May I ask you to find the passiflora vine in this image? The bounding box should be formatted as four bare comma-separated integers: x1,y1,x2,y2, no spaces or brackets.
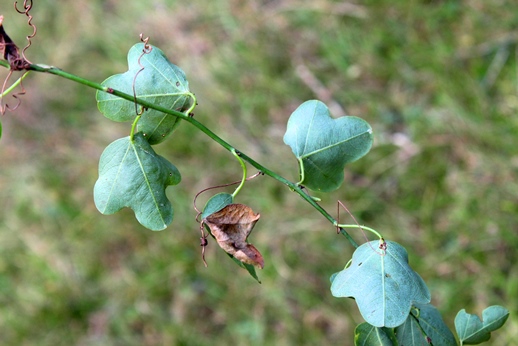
0,6,510,345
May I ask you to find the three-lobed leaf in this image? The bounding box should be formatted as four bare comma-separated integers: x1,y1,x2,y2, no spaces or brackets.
330,240,431,328
94,132,181,231
283,100,373,192
96,43,193,144
455,305,509,345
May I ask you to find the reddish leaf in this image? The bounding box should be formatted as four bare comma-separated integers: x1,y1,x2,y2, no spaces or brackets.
204,204,264,269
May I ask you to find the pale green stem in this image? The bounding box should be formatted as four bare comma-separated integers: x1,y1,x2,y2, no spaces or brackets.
185,92,197,115
296,157,305,186
231,149,247,198
335,223,383,240
130,115,141,141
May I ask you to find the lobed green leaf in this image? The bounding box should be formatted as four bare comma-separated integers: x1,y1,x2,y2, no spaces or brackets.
283,100,373,192
93,132,181,231
455,305,509,344
330,240,431,328
96,43,193,144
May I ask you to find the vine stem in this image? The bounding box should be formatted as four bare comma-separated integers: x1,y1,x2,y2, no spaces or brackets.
0,60,358,247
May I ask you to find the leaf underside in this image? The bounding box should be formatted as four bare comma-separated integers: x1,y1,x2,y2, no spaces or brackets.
330,240,431,328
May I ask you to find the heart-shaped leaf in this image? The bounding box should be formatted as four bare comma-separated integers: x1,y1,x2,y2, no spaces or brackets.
94,132,181,230
330,240,431,328
455,305,509,344
96,43,193,144
283,100,373,192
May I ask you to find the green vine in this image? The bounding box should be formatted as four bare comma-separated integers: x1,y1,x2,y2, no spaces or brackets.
0,24,510,345
0,59,356,246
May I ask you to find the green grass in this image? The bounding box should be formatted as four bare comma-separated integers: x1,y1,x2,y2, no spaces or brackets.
1,0,518,344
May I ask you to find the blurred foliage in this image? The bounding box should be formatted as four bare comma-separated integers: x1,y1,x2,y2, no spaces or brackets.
1,0,518,344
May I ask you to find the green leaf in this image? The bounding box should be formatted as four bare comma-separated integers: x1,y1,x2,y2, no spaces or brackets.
228,253,262,284
283,100,373,192
94,132,181,231
395,303,456,346
354,323,393,346
0,118,2,140
455,305,509,345
394,313,429,346
414,303,457,345
96,43,193,144
201,193,234,219
330,240,431,328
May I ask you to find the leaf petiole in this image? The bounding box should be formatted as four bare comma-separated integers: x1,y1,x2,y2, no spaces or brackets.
185,92,197,115
231,148,247,198
296,157,305,187
130,114,141,141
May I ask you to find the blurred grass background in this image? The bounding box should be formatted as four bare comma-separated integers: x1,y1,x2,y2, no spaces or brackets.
1,0,518,345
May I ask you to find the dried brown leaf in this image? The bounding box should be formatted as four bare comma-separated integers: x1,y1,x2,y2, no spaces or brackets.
204,204,264,269
0,15,29,70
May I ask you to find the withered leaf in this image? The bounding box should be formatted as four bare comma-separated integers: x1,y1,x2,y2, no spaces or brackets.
0,16,29,70
204,203,264,269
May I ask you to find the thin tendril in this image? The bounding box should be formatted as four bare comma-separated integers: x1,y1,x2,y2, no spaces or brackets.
132,34,152,117
0,71,29,114
14,0,35,64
